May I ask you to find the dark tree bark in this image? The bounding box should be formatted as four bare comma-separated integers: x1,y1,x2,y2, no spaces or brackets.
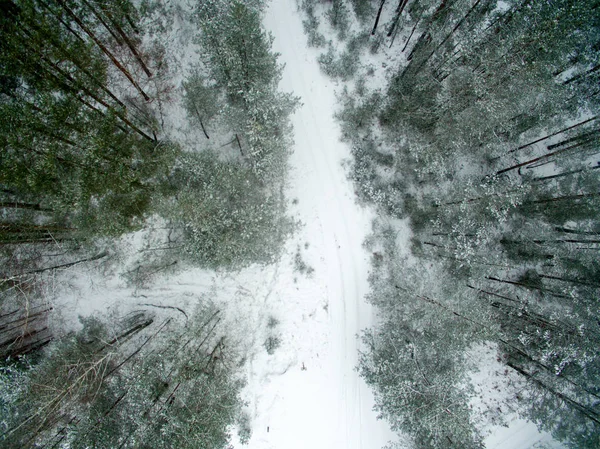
0,202,52,212
371,0,387,35
38,0,85,43
555,226,600,236
81,0,124,45
96,2,153,77
413,0,483,74
236,134,244,156
507,362,600,425
387,0,409,37
193,103,210,139
533,165,600,182
4,251,108,280
509,116,598,153
401,17,420,52
564,63,600,85
497,139,598,175
525,192,600,205
56,0,150,101
486,276,569,298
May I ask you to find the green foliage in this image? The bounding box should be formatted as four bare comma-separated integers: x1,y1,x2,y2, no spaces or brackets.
349,0,375,23
318,43,361,81
326,0,351,41
311,0,600,446
263,335,281,355
293,245,314,276
0,0,178,237
183,72,220,137
359,244,489,449
237,410,253,444
2,307,245,449
302,16,327,47
195,0,299,182
196,0,279,105
301,0,327,47
161,151,289,268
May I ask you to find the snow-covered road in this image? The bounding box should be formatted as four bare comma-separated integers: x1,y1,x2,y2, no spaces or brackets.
241,1,395,448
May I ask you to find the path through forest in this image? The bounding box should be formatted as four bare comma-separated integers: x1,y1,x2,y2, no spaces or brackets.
240,1,396,448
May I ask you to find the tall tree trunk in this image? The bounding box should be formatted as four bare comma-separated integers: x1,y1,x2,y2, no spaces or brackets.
371,0,387,35
81,0,124,45
525,192,600,205
401,17,420,52
56,0,150,101
38,0,85,43
555,226,600,236
466,284,522,304
0,202,52,212
103,318,172,380
97,3,153,77
192,104,210,139
509,116,598,153
4,251,108,280
387,0,409,37
413,0,483,74
486,276,569,298
19,23,128,111
564,63,600,85
533,165,600,182
507,362,600,425
539,273,600,288
497,138,598,175
236,134,244,156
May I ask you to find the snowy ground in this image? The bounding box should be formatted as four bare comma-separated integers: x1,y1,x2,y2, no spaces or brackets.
235,1,397,448
45,1,567,448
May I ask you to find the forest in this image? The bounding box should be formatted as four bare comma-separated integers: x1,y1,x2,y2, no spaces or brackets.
1,0,296,447
1,0,599,448
297,0,599,448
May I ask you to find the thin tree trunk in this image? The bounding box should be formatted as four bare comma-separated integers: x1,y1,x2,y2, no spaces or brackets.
539,273,600,288
504,345,600,400
414,292,600,406
466,284,522,304
372,0,387,35
387,0,409,37
524,192,600,205
236,134,244,156
564,63,600,85
4,252,108,281
546,128,600,151
193,104,210,139
98,4,153,77
27,48,153,141
56,0,150,101
125,14,140,34
555,226,600,236
38,0,85,43
19,25,127,110
81,0,123,45
0,202,52,212
401,17,420,52
0,308,52,334
533,165,600,182
507,362,600,425
413,0,483,74
509,116,598,153
486,276,569,298
96,319,154,353
103,318,171,380
497,139,597,175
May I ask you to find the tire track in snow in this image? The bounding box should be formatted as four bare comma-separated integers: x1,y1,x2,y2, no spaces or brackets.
263,2,394,449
